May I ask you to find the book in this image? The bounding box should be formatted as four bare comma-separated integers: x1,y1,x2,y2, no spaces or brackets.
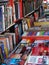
0,42,6,59
14,22,23,45
14,24,20,45
15,1,23,19
0,6,5,33
0,38,8,58
15,2,19,19
7,6,13,26
5,33,13,52
4,3,8,29
5,33,16,48
18,0,23,18
0,35,10,52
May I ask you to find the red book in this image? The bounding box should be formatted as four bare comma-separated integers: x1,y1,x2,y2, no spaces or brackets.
18,0,23,18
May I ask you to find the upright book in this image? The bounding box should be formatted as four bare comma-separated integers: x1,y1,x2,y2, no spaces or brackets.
0,6,5,33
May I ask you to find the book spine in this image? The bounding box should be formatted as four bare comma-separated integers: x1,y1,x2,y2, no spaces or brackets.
9,35,13,51
19,0,23,18
0,43,6,59
2,6,5,31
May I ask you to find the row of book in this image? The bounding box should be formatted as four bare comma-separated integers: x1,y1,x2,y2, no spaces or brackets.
0,33,16,60
0,0,24,33
22,0,43,16
4,37,49,65
0,4,14,33
22,31,49,37
22,17,49,31
4,38,34,65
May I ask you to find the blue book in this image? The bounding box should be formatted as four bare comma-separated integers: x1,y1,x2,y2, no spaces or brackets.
0,42,6,59
0,6,5,33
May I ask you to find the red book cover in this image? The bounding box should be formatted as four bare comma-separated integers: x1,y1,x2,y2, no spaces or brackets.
18,0,23,18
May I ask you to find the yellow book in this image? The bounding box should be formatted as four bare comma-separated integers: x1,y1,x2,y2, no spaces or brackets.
34,22,49,26
26,18,31,28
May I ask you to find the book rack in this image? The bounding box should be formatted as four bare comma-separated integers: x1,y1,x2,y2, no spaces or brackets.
0,0,44,64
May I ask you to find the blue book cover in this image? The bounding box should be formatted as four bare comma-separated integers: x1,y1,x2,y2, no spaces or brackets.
0,42,6,59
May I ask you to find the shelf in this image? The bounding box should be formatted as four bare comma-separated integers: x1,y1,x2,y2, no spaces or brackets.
22,36,49,40
0,18,23,34
6,23,15,30
0,23,15,34
8,43,21,57
24,6,40,18
0,1,8,3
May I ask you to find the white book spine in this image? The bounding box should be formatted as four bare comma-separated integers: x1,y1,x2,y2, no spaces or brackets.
2,6,5,31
